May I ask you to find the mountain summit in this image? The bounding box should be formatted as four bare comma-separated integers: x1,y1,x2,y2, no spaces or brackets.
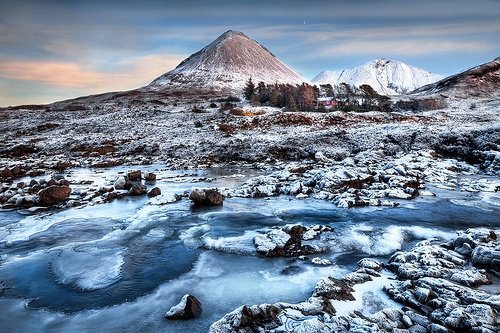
312,59,442,95
149,30,306,91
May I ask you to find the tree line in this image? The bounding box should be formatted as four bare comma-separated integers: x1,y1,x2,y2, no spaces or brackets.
244,78,391,112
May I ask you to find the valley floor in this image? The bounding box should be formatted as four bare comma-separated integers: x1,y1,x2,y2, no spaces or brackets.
0,96,499,332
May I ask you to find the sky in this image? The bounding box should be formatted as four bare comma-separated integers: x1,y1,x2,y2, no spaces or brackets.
0,0,499,106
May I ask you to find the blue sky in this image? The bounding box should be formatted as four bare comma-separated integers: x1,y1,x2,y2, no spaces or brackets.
0,0,499,106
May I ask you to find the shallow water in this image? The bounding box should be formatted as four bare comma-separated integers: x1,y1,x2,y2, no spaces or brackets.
0,165,499,332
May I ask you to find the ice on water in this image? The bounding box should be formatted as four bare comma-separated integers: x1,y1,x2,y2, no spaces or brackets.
51,246,125,291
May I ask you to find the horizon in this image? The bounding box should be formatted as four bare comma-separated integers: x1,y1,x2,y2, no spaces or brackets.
1,0,499,107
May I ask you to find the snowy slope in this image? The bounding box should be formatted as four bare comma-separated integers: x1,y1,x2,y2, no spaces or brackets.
312,59,442,95
412,57,500,98
149,30,306,91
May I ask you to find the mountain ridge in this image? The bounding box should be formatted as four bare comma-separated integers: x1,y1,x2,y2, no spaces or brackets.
411,57,500,98
312,59,442,95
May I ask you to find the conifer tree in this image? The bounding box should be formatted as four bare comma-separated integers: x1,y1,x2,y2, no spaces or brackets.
244,78,255,100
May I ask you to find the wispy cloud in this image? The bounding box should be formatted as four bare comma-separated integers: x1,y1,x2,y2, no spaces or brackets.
0,54,184,90
1,0,499,105
318,40,493,57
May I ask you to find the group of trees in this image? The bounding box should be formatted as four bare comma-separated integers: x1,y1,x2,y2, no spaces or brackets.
244,79,318,112
244,78,391,112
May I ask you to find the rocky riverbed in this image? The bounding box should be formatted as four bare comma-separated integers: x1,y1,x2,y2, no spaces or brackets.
0,96,499,332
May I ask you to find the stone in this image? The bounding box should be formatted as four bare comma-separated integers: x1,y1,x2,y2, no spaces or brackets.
58,179,71,187
471,246,499,267
54,161,71,172
357,258,384,271
311,257,332,266
428,323,450,333
128,184,147,196
254,230,291,257
165,294,202,320
38,185,71,206
144,172,156,181
127,170,142,181
26,206,48,213
313,277,355,301
189,188,224,206
149,194,180,205
315,151,330,163
209,304,281,333
387,189,412,200
450,269,491,287
148,187,161,197
1,167,14,179
114,176,132,190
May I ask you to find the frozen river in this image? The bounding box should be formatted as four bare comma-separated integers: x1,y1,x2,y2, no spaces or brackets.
0,165,499,332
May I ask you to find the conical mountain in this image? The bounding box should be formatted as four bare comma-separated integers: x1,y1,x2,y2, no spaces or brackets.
312,59,442,95
149,30,306,91
411,57,500,98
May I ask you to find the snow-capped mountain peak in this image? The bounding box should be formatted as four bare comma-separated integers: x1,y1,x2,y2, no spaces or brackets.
149,30,306,91
312,59,442,95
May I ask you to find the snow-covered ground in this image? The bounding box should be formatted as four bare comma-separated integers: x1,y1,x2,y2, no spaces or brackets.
0,87,499,332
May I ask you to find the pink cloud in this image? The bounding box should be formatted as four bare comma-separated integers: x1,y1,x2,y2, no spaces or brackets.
0,54,184,90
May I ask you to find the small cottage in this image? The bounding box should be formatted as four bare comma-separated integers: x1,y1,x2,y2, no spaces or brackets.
316,97,338,108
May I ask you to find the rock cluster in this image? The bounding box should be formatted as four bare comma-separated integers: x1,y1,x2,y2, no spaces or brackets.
385,228,499,333
209,258,385,333
95,170,158,205
210,229,500,332
254,224,334,257
0,169,161,212
229,150,497,208
189,188,224,206
0,175,71,210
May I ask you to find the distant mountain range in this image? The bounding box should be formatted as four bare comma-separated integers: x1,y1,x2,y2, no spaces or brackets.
4,31,499,109
312,59,443,95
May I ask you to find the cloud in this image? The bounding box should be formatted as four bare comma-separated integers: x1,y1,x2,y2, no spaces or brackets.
0,54,184,91
316,39,493,57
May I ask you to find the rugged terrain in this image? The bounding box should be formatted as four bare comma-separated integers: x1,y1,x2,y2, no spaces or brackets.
0,31,499,332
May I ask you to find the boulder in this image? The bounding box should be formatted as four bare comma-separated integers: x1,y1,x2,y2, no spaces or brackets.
144,172,157,181
38,185,71,206
209,304,281,333
313,276,355,301
127,170,142,181
128,184,147,196
254,230,291,257
358,258,384,271
254,225,333,257
114,176,133,190
471,246,499,267
1,167,14,179
165,294,202,320
148,187,161,197
189,188,223,206
311,257,332,266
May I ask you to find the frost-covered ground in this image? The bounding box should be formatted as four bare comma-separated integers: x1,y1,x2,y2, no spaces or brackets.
1,95,498,173
0,95,499,332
